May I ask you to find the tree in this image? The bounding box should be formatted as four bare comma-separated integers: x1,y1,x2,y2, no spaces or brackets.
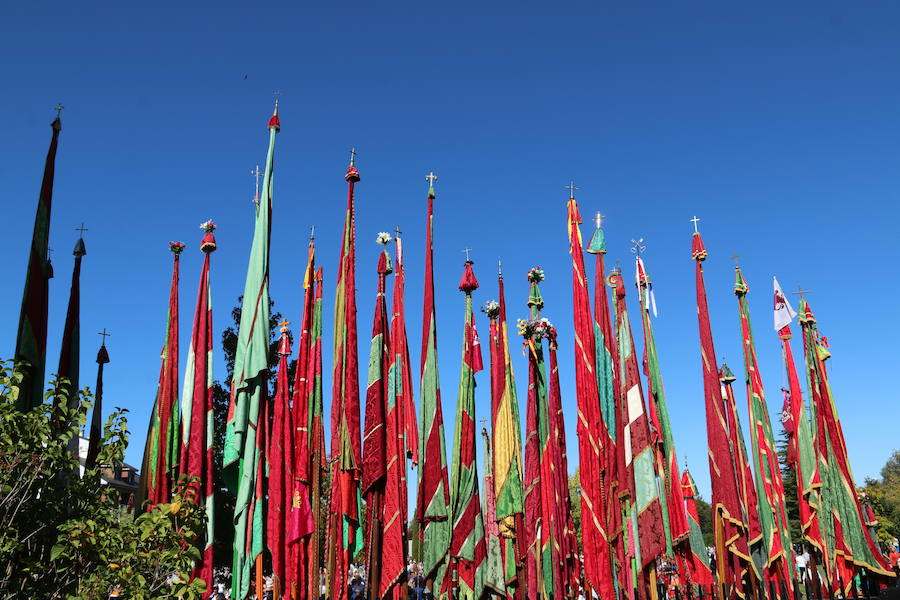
0,360,206,600
862,450,900,544
695,495,714,548
569,469,582,549
211,297,292,569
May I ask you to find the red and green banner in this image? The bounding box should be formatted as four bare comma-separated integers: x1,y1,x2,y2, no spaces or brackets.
268,324,294,597
223,104,279,600
55,236,87,411
734,268,795,597
178,222,217,595
680,468,714,589
137,242,183,509
773,280,824,562
15,115,61,411
363,241,400,599
798,299,893,590
520,267,555,600
568,198,615,600
446,260,488,600
291,253,323,600
635,256,690,557
720,363,764,582
485,268,526,600
326,158,364,600
611,270,665,582
691,230,751,596
481,427,509,596
416,178,451,596
546,328,579,598
391,234,418,466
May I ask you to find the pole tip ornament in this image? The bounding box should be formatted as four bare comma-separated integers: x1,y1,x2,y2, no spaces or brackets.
426,172,438,197
719,362,736,384
587,212,606,254
200,220,217,253
691,232,707,262
459,260,479,293
277,319,292,355
268,97,281,130
376,233,394,275
733,266,748,296
52,104,63,130
169,241,186,256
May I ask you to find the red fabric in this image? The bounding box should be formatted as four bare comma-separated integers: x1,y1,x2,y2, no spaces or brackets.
391,236,418,465
522,337,543,596
178,245,214,596
148,252,180,505
612,274,665,570
267,332,293,594
326,169,363,600
680,470,714,587
566,198,615,600
415,193,452,584
692,235,750,592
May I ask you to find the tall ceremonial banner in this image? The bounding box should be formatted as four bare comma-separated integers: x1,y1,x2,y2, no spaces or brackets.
416,175,452,595
733,268,795,597
797,299,893,590
635,255,690,555
178,222,217,595
772,280,823,561
55,235,87,412
547,325,579,597
15,113,61,411
292,257,324,600
446,260,488,600
390,232,419,465
136,242,183,510
484,266,526,600
326,153,364,600
84,340,110,470
720,363,764,581
222,104,279,600
568,194,615,600
268,322,294,596
690,227,751,597
481,427,508,595
680,468,715,589
387,231,416,598
520,266,555,600
611,269,665,577
363,237,403,600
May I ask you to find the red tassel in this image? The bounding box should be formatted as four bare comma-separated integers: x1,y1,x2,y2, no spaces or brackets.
458,262,479,292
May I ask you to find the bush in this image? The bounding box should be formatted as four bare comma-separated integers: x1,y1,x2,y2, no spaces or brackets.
0,359,207,599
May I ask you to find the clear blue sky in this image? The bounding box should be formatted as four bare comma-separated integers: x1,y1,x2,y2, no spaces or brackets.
3,2,899,504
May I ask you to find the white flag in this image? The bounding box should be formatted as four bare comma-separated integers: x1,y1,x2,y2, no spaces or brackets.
773,276,797,331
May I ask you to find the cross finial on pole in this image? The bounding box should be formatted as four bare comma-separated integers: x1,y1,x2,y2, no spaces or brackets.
394,225,402,238
278,318,291,333
75,222,88,238
461,247,472,262
498,257,503,278
251,165,262,203
309,225,315,241
792,285,811,296
425,172,438,185
55,104,64,118
565,181,579,198
98,328,111,345
690,215,701,233
349,147,357,166
273,90,281,111
730,253,741,266
630,237,646,256
595,211,604,229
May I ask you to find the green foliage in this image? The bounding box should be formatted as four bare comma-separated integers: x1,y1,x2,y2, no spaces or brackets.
861,450,900,544
569,469,582,549
0,360,206,600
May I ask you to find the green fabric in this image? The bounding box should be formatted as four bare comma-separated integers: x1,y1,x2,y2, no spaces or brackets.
223,122,276,600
